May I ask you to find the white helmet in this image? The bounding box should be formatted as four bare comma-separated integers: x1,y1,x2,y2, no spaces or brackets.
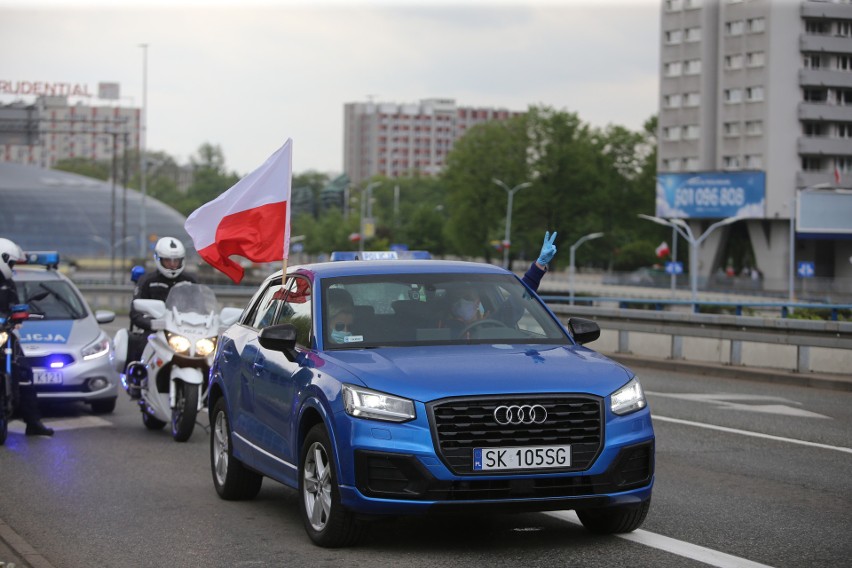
0,238,24,280
154,237,186,279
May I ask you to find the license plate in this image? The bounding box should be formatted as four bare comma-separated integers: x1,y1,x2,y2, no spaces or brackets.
473,445,571,471
33,370,63,385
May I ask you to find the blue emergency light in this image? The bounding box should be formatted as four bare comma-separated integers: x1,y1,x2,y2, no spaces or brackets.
20,251,60,269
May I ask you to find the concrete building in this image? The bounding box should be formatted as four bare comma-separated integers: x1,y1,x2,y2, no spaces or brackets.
343,98,524,186
0,95,140,169
657,0,852,297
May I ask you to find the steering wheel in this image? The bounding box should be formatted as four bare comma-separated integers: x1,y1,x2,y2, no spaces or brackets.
458,318,509,338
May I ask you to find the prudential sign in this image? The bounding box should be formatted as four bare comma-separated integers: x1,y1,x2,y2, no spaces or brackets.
656,171,766,219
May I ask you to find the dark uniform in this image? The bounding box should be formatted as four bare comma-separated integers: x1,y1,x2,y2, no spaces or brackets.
126,270,196,363
0,274,54,436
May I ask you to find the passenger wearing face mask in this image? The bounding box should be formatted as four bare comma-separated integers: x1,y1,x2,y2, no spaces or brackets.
326,288,356,344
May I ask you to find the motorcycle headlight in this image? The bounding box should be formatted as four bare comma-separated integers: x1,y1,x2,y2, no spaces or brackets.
196,337,216,357
167,333,191,354
342,384,415,422
82,334,111,361
611,378,647,416
0,331,7,345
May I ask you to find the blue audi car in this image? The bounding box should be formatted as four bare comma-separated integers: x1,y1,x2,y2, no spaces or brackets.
208,260,654,547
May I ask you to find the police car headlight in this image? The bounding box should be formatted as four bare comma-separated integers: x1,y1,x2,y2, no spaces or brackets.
611,378,647,416
82,334,111,361
196,337,216,357
167,333,191,354
342,384,415,422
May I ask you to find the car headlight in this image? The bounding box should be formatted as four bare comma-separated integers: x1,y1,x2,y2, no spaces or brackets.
167,333,191,354
82,334,111,361
342,384,416,422
611,378,647,416
196,337,216,356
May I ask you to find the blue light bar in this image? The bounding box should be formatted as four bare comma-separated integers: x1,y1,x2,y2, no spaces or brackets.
20,251,60,269
329,250,432,261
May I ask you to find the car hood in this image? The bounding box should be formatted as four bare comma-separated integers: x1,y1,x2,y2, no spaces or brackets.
320,344,633,402
17,318,99,352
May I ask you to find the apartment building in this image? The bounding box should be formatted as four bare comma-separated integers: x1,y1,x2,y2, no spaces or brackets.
343,98,523,186
658,0,852,290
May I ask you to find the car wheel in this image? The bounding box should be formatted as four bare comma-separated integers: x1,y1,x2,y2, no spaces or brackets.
142,411,167,430
89,397,117,414
210,397,262,500
299,424,365,547
171,381,199,442
577,498,651,534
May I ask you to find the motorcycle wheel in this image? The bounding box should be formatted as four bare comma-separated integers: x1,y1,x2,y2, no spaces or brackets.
0,387,8,446
142,411,167,430
171,381,199,443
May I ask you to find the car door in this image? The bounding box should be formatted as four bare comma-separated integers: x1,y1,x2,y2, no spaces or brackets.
252,275,313,465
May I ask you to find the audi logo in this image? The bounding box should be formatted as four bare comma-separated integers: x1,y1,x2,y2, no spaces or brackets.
493,404,548,425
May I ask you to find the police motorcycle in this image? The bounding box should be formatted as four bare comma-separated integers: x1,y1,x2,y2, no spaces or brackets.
0,304,31,445
113,283,242,442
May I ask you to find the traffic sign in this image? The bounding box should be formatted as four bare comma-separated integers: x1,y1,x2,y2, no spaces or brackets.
797,261,815,278
665,261,684,275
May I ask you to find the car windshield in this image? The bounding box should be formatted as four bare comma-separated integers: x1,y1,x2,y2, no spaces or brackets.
17,280,87,320
321,272,569,349
165,283,218,315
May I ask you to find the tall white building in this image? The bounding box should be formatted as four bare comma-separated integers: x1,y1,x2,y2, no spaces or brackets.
344,98,523,186
658,0,852,293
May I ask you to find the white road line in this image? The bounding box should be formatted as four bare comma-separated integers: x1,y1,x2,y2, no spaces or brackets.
545,511,776,568
653,415,852,454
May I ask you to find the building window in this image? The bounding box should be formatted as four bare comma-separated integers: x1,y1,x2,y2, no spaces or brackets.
747,18,765,33
723,122,741,137
685,27,701,42
745,155,762,169
683,157,699,170
726,20,744,36
804,54,825,69
685,59,702,75
664,94,683,108
837,55,852,71
684,92,701,107
665,0,683,9
663,126,682,141
747,52,765,68
801,156,822,172
745,120,763,136
805,20,830,35
837,123,852,138
746,86,764,102
662,158,680,172
665,61,683,77
683,125,700,140
803,88,828,103
685,0,702,9
725,54,744,70
838,21,852,37
665,30,683,44
723,156,741,169
725,88,743,103
803,122,827,137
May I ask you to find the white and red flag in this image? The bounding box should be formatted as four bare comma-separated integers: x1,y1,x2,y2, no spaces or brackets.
834,160,842,185
184,139,292,283
655,241,670,259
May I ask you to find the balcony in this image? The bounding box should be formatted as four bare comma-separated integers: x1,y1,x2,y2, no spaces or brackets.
799,68,852,88
797,171,849,189
798,102,852,122
798,136,852,156
800,34,852,54
802,1,852,20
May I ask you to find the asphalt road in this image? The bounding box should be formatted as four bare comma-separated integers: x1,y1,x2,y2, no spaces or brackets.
1,360,850,568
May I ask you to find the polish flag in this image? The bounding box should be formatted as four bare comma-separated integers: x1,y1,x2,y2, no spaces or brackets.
835,161,842,185
185,139,292,283
655,241,670,258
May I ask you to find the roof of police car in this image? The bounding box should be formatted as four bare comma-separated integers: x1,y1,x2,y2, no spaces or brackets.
12,267,67,282
285,259,510,279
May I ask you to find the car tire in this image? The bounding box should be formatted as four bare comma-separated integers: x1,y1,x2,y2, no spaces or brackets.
142,411,167,430
576,498,651,534
210,397,262,500
89,397,117,414
299,424,365,548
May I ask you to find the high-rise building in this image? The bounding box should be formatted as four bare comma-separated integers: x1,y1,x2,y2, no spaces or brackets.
343,98,523,186
0,95,140,169
657,0,852,291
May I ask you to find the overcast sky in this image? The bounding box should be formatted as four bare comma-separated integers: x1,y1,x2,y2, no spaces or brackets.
1,0,661,176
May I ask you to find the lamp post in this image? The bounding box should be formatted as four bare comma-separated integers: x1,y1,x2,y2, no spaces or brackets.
638,214,742,304
358,181,381,255
492,178,532,270
139,43,149,259
569,232,604,305
789,182,830,305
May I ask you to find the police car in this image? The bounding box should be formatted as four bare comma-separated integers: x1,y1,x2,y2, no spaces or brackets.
208,258,654,547
13,252,119,413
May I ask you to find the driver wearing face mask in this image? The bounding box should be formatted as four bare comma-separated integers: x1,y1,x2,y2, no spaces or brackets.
326,288,356,344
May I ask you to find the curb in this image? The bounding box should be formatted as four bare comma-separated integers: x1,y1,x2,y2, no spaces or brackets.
0,519,55,568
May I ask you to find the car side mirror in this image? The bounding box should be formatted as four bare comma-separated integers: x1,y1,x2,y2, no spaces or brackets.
95,310,116,324
258,323,299,361
567,317,600,345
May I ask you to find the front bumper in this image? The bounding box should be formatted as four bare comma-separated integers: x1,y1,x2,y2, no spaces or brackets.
27,350,119,402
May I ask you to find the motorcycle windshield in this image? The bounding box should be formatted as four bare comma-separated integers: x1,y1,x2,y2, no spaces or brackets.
165,284,218,316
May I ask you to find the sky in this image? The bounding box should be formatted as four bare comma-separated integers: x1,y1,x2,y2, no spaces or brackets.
0,0,661,177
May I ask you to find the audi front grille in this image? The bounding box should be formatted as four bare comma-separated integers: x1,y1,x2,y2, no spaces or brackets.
427,395,603,475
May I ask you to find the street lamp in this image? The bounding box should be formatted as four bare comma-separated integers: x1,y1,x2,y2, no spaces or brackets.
492,178,532,270
638,214,743,304
139,43,149,259
789,182,830,304
358,181,381,255
569,232,604,305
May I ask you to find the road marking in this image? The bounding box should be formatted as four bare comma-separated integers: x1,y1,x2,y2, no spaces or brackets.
645,391,831,419
7,415,113,435
545,511,775,568
653,415,852,454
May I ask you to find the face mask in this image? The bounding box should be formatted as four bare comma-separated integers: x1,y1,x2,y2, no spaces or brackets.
452,299,479,322
331,329,352,343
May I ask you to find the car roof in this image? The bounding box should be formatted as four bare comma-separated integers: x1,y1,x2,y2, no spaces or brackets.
279,259,511,281
11,267,69,283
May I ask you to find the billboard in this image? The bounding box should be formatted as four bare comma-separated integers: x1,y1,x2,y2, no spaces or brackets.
797,189,852,235
656,171,766,219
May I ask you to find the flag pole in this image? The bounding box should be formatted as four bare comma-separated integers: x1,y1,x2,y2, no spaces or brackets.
282,257,288,285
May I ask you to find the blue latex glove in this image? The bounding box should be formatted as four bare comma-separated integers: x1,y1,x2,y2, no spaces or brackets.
537,231,558,266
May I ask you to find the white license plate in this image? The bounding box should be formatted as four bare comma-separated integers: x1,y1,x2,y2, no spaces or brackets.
473,445,572,471
33,370,63,385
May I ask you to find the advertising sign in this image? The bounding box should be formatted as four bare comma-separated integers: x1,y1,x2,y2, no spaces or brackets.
656,171,766,219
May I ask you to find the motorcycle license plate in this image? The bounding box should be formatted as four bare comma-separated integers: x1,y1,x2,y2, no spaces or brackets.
33,370,63,385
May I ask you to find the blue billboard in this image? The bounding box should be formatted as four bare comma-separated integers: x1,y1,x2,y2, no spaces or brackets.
656,171,766,219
